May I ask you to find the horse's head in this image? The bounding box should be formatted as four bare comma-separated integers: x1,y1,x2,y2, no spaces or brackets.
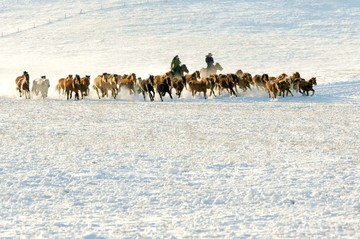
309,77,317,85
74,75,81,85
181,64,189,74
261,74,269,82
23,71,30,82
128,73,136,81
210,74,219,83
82,75,91,86
236,69,243,76
65,74,73,82
109,74,118,84
292,72,300,79
193,70,200,79
101,73,109,82
215,63,223,71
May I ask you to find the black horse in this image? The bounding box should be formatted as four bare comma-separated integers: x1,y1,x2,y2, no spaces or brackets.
156,77,173,101
137,75,155,101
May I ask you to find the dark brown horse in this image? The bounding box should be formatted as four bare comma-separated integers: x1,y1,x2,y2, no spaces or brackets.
137,75,155,101
15,71,30,99
295,77,317,96
73,74,81,100
79,75,91,97
156,77,173,101
63,74,74,100
172,64,189,79
172,76,187,98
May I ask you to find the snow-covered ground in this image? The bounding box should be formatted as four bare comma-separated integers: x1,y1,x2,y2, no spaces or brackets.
0,0,359,238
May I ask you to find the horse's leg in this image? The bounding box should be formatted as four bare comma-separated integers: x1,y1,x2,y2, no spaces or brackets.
142,91,146,101
234,84,238,95
150,90,155,101
231,87,237,97
95,88,101,99
272,91,277,99
212,87,216,97
288,89,294,97
159,92,163,101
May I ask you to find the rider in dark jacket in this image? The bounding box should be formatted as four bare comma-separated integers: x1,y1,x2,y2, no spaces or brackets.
205,53,214,68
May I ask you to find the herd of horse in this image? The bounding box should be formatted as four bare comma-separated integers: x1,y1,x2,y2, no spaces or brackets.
14,63,317,101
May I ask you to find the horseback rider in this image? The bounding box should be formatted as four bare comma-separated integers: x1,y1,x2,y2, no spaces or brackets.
170,55,181,75
205,53,214,75
205,53,214,69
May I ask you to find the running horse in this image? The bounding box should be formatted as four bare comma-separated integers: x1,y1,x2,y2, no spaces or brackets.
172,64,189,79
200,62,223,78
15,71,30,99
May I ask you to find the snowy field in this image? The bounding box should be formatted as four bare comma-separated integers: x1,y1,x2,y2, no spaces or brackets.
0,0,359,238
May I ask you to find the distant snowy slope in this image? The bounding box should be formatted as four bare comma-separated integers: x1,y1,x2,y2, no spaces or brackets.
0,0,359,92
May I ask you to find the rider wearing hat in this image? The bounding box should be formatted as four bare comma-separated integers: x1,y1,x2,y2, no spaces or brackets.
205,53,214,69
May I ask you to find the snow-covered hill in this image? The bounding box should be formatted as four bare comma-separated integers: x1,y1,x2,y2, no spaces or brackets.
0,0,359,238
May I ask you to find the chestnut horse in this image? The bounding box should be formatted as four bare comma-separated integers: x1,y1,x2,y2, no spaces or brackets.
15,71,30,99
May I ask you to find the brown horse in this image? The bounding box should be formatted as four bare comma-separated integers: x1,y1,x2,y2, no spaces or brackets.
200,62,223,78
215,74,237,97
294,77,317,96
15,71,30,99
172,76,187,98
188,77,214,99
118,73,137,95
56,75,70,96
93,73,118,99
235,70,252,92
273,73,294,97
184,70,201,88
79,75,91,97
63,75,74,100
265,74,278,99
72,74,81,100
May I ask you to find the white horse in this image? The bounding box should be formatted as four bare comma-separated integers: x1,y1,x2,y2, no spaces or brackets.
200,62,223,78
32,76,50,99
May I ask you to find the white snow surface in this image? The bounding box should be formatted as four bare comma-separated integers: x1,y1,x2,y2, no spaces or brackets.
0,0,359,238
